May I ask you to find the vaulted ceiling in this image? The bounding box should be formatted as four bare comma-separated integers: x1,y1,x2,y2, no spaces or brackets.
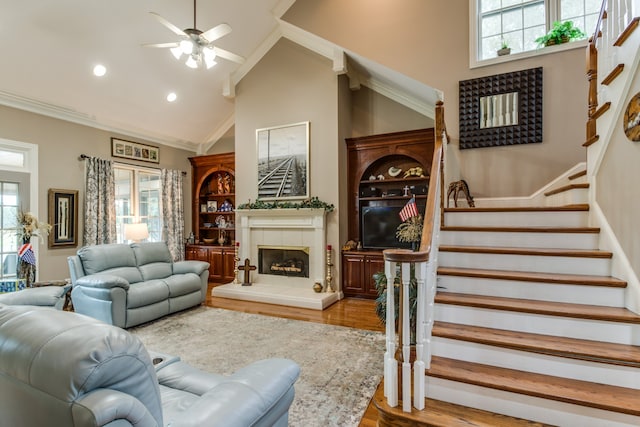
0,0,440,153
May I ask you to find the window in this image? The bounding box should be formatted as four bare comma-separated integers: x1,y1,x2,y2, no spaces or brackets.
0,181,19,280
476,0,600,61
114,166,162,243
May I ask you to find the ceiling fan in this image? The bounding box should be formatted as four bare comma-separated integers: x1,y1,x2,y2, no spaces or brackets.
143,0,245,69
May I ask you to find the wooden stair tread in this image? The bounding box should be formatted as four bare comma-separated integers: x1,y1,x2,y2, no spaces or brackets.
439,245,612,258
373,381,554,426
445,204,589,213
433,321,640,367
436,292,640,324
568,170,587,180
544,183,589,197
437,266,626,287
441,226,600,234
428,356,640,416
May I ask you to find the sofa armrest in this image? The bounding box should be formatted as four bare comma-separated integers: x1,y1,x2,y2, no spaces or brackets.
75,274,130,290
73,388,160,427
159,358,300,427
173,260,210,276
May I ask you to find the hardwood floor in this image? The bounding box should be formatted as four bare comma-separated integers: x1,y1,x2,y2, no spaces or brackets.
205,285,383,426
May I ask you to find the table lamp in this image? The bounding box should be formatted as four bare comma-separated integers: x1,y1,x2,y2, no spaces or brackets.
124,223,149,243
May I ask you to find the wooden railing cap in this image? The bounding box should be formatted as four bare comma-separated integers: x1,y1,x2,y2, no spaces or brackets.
383,248,429,263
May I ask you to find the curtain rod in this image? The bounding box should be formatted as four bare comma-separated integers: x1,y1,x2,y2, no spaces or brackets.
79,154,187,175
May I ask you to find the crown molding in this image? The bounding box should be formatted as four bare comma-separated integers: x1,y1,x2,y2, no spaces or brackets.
0,90,200,152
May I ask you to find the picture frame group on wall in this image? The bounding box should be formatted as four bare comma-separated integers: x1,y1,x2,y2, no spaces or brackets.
111,137,159,163
256,121,309,200
48,189,78,248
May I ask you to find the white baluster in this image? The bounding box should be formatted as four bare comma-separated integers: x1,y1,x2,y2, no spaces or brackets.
384,260,398,407
413,259,426,409
401,262,412,412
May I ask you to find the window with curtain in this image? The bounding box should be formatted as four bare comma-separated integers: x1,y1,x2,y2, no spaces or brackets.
476,0,601,60
114,166,162,243
0,181,19,280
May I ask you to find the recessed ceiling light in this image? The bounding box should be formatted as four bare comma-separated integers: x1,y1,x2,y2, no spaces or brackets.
167,92,177,102
93,64,107,77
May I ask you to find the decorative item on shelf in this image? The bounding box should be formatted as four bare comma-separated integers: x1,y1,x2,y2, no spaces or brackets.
368,175,377,181
342,240,357,251
376,174,385,180
313,282,323,293
187,232,195,244
403,166,425,178
535,20,585,47
217,174,224,194
219,199,234,212
360,187,379,197
497,39,511,56
215,215,227,228
16,210,51,288
207,200,217,212
446,179,475,208
202,238,215,244
388,166,402,177
201,204,207,213
403,185,410,197
218,230,227,246
203,222,213,228
233,242,240,284
223,173,232,193
324,244,335,293
356,241,363,250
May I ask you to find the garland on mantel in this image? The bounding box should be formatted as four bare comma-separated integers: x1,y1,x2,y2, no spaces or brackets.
237,197,335,212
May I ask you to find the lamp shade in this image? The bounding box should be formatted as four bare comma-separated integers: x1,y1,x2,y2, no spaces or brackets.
124,223,149,242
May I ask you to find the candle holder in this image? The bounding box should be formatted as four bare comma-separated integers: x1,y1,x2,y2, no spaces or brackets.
233,242,240,284
325,244,335,293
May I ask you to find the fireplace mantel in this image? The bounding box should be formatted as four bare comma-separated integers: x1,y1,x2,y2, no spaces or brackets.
212,208,340,310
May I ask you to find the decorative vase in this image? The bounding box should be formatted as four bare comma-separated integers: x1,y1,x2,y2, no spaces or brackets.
16,238,36,288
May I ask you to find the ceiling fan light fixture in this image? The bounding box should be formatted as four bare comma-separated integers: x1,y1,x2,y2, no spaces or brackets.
203,48,216,68
170,46,183,60
179,40,194,55
185,55,199,69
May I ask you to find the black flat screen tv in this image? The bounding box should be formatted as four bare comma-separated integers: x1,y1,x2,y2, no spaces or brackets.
360,205,412,250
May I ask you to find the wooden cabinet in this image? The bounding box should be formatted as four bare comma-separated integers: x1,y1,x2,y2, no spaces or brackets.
343,129,434,297
342,251,385,298
186,244,236,284
188,153,237,284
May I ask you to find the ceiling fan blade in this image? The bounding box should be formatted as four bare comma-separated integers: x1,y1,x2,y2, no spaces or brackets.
142,42,180,48
201,23,232,43
149,12,187,37
212,47,245,64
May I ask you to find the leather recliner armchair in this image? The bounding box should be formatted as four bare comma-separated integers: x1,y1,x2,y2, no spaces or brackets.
0,304,300,427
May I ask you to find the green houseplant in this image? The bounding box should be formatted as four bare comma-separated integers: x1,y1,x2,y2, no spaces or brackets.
535,20,586,47
497,39,511,56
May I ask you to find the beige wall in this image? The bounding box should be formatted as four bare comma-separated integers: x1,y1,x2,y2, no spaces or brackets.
0,105,195,281
283,0,587,197
235,38,342,254
207,125,235,154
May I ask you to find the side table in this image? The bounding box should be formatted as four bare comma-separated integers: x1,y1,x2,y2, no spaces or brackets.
31,279,73,311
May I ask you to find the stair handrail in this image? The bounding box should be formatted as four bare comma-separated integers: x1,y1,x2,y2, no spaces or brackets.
382,100,446,412
586,0,639,146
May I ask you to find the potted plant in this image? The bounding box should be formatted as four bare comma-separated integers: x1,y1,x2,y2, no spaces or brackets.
535,20,586,47
497,40,511,56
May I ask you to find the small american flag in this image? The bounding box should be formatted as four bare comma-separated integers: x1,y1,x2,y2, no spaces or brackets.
18,243,36,265
399,196,419,222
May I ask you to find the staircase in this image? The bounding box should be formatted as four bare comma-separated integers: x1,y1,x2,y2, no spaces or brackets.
421,197,640,426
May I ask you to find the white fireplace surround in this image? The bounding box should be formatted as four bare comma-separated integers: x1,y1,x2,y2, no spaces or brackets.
212,208,340,310
237,208,326,286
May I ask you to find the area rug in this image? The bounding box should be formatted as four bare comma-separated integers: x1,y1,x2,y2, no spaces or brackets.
130,306,385,427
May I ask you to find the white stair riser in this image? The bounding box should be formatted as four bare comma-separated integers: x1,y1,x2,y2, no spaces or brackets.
426,377,640,427
435,304,639,345
440,230,599,250
444,210,588,228
545,188,589,206
432,337,640,389
439,251,611,276
437,276,625,307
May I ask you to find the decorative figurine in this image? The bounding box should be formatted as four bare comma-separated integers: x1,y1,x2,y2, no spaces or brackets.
238,258,257,286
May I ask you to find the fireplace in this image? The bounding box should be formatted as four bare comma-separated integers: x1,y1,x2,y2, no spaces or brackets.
258,246,309,278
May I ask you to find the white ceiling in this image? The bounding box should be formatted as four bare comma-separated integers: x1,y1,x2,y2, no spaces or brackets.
0,0,440,153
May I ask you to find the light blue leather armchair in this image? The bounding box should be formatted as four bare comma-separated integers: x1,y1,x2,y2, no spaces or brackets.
68,242,210,328
0,304,300,427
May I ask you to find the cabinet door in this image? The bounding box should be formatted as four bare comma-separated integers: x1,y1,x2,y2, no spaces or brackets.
207,247,225,282
186,245,209,262
222,249,236,283
365,255,385,297
342,254,365,294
